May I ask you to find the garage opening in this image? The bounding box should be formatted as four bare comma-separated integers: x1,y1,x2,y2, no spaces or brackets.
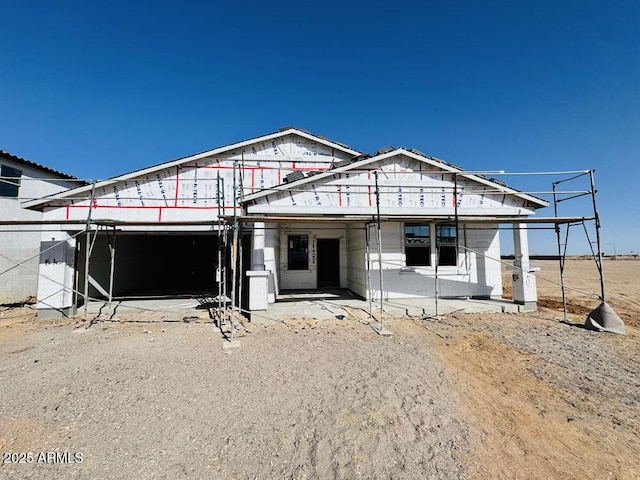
77,232,228,301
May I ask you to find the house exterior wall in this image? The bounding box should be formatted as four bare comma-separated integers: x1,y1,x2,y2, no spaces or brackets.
0,156,77,303
278,222,348,291
469,222,502,298
270,220,502,301
244,151,529,304
365,222,502,300
346,224,367,298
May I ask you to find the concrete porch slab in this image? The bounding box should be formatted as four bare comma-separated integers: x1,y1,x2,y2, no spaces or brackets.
265,291,523,322
79,291,527,324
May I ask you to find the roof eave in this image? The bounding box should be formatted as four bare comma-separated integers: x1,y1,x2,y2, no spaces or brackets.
0,149,80,181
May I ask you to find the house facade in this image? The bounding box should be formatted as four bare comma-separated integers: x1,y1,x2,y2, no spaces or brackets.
0,150,81,304
242,148,545,308
24,128,546,318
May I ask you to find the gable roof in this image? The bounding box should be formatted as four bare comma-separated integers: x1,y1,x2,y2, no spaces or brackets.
23,127,362,210
243,148,549,209
0,149,79,181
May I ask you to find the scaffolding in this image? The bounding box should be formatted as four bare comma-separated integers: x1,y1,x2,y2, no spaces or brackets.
0,165,623,335
224,168,615,329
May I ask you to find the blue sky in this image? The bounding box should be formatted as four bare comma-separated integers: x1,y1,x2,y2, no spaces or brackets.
1,0,639,254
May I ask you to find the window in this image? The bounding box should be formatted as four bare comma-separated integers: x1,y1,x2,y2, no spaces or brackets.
288,235,308,270
0,165,22,198
436,224,457,266
404,224,430,266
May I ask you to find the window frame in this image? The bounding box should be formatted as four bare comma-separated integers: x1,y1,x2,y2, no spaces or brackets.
0,164,22,198
287,234,309,271
436,224,458,267
404,223,431,267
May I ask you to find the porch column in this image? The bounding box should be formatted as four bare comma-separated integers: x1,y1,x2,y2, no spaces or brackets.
247,222,269,311
251,222,266,270
263,223,278,303
511,223,537,310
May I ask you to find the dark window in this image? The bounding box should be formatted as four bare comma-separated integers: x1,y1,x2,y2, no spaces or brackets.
0,165,22,198
288,235,308,270
404,224,430,266
437,225,457,266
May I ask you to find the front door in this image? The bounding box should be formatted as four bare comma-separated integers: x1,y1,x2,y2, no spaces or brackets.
317,239,340,289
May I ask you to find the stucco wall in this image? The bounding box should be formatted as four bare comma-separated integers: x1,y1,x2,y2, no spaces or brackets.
0,157,77,303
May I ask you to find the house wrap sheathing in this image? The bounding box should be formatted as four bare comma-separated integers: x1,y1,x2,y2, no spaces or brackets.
24,128,547,318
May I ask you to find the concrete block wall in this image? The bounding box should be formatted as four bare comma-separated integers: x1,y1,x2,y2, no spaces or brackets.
365,222,502,300
0,229,42,303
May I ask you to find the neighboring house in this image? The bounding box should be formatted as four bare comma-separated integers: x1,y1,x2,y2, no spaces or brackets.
0,150,81,304
24,128,547,318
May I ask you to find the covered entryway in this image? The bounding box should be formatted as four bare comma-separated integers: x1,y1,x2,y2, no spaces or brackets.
317,238,340,289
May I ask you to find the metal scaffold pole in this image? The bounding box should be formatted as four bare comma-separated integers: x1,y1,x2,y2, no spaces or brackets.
582,170,624,333
551,170,592,321
372,171,390,335
237,223,244,321
589,170,606,303
216,173,224,323
454,173,460,256
435,246,439,317
365,223,373,319
552,181,568,322
83,180,97,317
237,153,245,324
107,226,116,315
229,161,240,344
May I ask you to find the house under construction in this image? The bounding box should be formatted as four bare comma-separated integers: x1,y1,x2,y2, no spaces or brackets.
20,127,603,320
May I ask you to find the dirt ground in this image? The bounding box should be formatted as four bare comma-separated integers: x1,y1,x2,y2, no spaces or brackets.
1,257,638,479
